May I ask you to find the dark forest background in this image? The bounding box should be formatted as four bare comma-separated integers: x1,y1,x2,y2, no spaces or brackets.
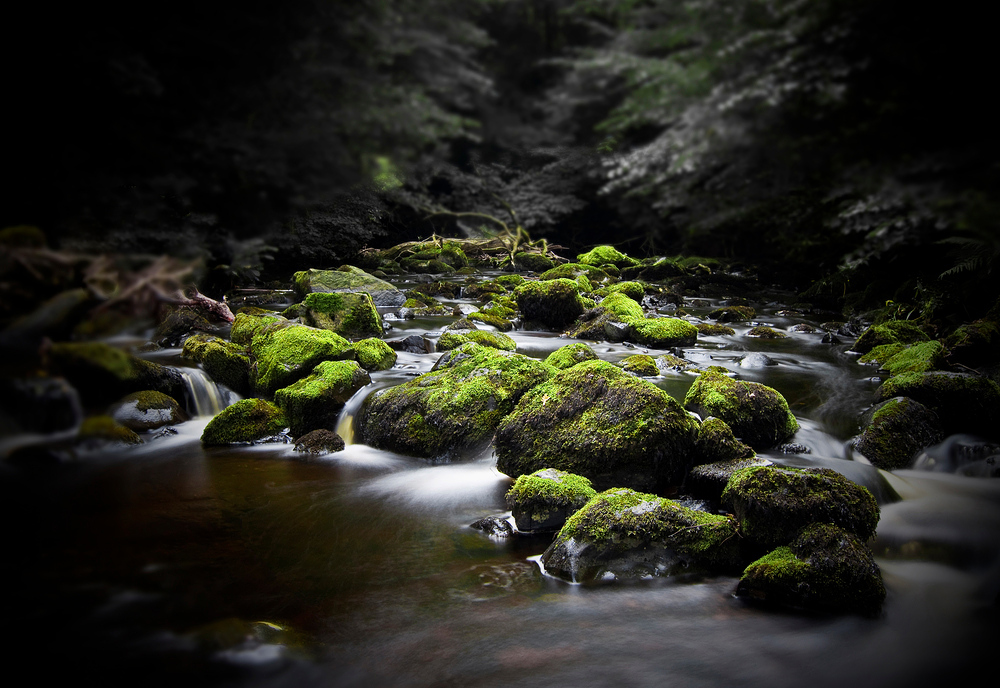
5,0,998,326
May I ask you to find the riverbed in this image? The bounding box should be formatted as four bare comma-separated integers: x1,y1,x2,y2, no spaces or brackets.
3,275,998,687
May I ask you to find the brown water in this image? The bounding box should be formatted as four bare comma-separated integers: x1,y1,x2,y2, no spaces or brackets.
3,283,999,687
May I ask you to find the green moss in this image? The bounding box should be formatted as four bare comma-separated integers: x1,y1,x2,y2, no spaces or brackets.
108,390,187,431
507,468,597,506
851,320,929,354
201,398,288,445
858,342,906,365
182,334,251,394
354,337,397,370
593,281,646,302
292,267,403,306
695,322,736,336
495,274,525,289
544,343,599,370
468,309,514,331
881,340,947,376
230,308,288,346
79,415,143,445
513,251,555,272
695,416,755,463
300,291,382,339
747,326,788,339
47,341,184,406
437,329,517,352
617,354,660,377
853,396,943,470
626,317,699,348
576,246,639,269
600,292,644,320
539,263,611,284
874,371,1000,435
273,360,371,436
708,306,755,322
251,324,355,396
684,368,798,449
514,278,585,329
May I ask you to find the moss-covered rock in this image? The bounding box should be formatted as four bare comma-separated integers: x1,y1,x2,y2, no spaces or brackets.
721,465,880,551
468,308,515,331
356,342,554,460
512,251,555,272
873,371,1000,436
616,354,660,377
514,278,585,329
181,334,251,395
682,457,773,504
506,468,598,533
943,318,1000,367
437,329,516,352
623,258,686,281
298,291,382,339
736,523,885,617
108,390,187,431
250,324,355,396
655,353,696,372
47,341,186,409
539,263,611,284
684,367,798,450
858,342,907,367
626,317,699,348
540,488,742,583
78,414,144,446
273,360,371,437
695,417,755,465
201,398,288,445
292,267,405,307
353,337,397,371
747,326,788,339
695,322,737,336
708,306,755,322
495,360,700,491
543,343,599,370
230,308,289,346
880,340,948,376
850,320,929,355
853,396,944,470
598,292,644,320
576,245,639,270
593,281,646,302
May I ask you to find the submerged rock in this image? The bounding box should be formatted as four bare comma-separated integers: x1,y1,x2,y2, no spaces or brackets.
721,465,880,552
684,367,799,450
854,396,944,470
708,306,755,323
357,343,554,460
470,516,514,538
495,360,700,492
736,523,885,617
506,468,597,533
540,488,742,583
201,398,288,445
273,360,371,437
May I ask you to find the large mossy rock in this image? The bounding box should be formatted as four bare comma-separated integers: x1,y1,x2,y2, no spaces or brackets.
683,367,798,450
353,337,397,371
695,416,755,464
250,324,355,397
273,360,371,437
108,390,187,431
292,266,405,307
298,291,382,339
878,340,948,376
230,308,289,346
721,465,880,551
512,251,555,272
495,360,700,492
356,343,555,460
873,371,1000,436
850,320,929,355
47,341,186,409
543,343,599,369
505,468,597,533
201,398,288,445
626,317,698,348
563,293,642,341
540,488,742,583
181,334,251,395
576,245,639,270
736,523,885,617
853,396,944,470
513,278,585,329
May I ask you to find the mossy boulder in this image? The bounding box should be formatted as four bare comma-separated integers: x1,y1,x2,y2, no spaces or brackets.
879,340,948,376
695,417,756,465
599,292,644,320
356,343,555,460
682,457,773,503
292,267,405,307
616,354,659,377
514,278,586,329
853,396,944,470
78,415,144,446
850,320,929,355
540,488,742,583
230,308,289,346
250,324,355,396
505,468,598,533
626,317,698,348
354,337,397,371
721,465,880,551
593,281,646,302
858,342,907,367
563,294,643,342
181,334,251,395
539,263,611,284
543,343,599,370
576,246,639,270
512,251,555,272
495,360,700,492
736,523,885,617
47,341,186,409
683,367,798,450
708,306,755,323
696,322,736,336
747,326,787,339
273,360,371,437
201,398,288,445
873,371,1000,436
298,291,382,339
108,390,187,432
437,329,516,352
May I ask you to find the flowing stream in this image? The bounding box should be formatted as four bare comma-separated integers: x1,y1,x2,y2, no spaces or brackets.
3,277,998,687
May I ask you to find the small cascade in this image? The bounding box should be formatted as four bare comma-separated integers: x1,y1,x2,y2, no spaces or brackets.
178,367,235,418
335,385,378,445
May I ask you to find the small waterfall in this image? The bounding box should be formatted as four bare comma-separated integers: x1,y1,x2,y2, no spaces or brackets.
178,367,235,418
335,385,378,445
